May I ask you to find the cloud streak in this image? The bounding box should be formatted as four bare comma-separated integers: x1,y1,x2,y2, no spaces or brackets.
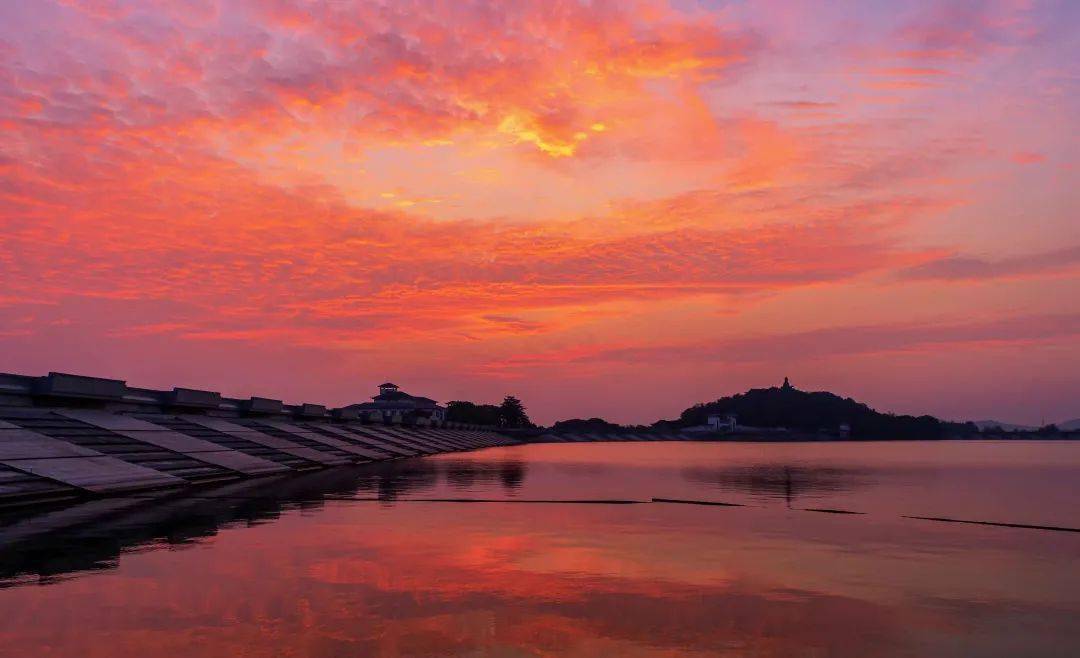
895,246,1080,282
595,313,1080,364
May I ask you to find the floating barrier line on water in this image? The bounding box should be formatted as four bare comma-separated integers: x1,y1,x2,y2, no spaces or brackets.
651,497,745,507
901,515,1080,533
118,494,648,503
799,508,866,515
336,497,645,504
115,494,1079,532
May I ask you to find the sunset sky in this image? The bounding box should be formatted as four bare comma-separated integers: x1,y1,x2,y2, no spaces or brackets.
1,0,1077,425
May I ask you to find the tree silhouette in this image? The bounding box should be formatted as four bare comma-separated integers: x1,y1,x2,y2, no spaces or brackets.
446,400,501,425
498,395,532,428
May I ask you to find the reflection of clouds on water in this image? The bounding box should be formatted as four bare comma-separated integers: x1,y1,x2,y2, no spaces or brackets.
0,458,529,586
2,448,1078,657
7,492,1072,658
682,465,874,505
301,567,911,658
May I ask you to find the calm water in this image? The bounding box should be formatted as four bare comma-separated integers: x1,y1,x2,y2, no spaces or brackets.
0,441,1078,657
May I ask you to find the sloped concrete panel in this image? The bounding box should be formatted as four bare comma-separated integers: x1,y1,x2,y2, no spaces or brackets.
179,416,345,466
10,458,183,494
357,427,435,454
395,431,445,452
334,426,417,457
418,430,468,450
54,410,287,476
0,428,182,493
410,429,463,449
382,428,445,452
0,428,105,460
300,424,394,460
341,423,416,453
257,420,376,461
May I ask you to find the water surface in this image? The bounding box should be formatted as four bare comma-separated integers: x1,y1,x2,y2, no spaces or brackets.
1,441,1077,657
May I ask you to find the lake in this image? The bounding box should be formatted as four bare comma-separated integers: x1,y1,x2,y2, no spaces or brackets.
0,441,1077,657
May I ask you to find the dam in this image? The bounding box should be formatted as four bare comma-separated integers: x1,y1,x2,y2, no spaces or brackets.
0,371,516,508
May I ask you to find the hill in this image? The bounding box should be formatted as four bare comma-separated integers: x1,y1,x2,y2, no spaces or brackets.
675,378,978,440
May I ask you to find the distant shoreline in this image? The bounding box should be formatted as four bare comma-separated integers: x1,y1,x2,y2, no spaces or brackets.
517,429,1080,443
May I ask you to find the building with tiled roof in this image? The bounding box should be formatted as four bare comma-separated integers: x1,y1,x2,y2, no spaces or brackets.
344,383,447,425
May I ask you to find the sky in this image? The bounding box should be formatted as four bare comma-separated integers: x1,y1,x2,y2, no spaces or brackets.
0,0,1077,426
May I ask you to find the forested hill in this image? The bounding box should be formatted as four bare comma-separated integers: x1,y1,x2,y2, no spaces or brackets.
677,379,979,439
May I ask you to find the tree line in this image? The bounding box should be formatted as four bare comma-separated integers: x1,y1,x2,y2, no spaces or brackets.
446,396,534,429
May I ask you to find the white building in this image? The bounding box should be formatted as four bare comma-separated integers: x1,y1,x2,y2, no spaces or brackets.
706,414,737,432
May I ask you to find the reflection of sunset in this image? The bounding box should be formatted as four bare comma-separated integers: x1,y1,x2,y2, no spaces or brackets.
0,1,1076,424
1,444,1078,656
2,493,1076,658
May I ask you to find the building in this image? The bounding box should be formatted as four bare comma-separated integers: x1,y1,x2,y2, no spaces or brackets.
707,413,737,432
683,413,737,435
344,383,447,425
0,370,512,509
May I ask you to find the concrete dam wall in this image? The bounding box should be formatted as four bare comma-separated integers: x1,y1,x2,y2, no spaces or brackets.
0,372,516,508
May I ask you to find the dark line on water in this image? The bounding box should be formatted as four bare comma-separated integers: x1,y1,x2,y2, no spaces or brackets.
106,495,1077,532
800,508,866,515
116,495,645,504
335,497,646,505
902,515,1080,533
651,497,745,507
